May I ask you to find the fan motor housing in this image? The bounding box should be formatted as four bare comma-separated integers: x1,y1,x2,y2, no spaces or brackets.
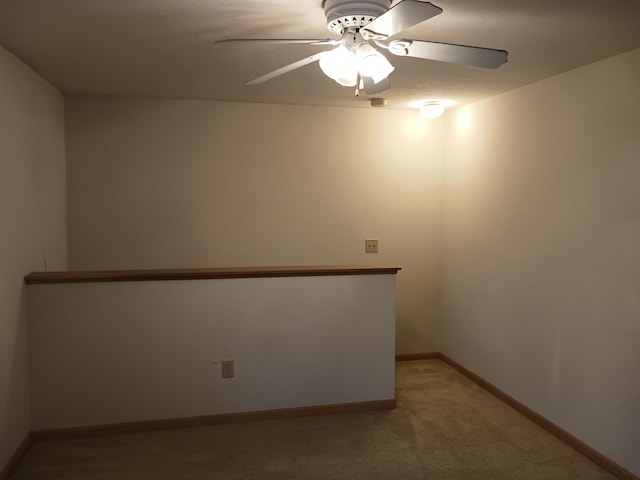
323,0,391,35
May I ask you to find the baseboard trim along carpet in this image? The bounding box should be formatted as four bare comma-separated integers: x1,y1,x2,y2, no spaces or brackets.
437,353,638,480
0,432,32,480
395,352,440,361
31,399,397,442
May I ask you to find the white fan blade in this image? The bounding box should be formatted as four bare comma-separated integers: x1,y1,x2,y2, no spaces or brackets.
391,39,508,69
246,52,326,85
361,0,442,40
216,38,340,46
363,76,391,95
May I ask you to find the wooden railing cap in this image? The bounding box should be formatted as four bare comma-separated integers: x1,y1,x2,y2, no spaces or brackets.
25,265,402,284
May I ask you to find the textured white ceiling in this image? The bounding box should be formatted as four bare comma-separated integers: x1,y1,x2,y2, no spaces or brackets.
1,0,639,110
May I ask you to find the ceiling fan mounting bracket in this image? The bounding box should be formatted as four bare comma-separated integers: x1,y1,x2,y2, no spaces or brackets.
323,0,391,35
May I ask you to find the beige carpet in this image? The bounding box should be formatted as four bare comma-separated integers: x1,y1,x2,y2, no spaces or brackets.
10,360,617,479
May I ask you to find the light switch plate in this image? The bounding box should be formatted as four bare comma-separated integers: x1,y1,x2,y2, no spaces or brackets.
222,360,234,378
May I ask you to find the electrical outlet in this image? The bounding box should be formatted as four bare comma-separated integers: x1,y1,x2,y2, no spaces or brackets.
221,360,234,379
365,239,379,253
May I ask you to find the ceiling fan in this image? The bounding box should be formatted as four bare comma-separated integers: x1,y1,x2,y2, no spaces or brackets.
216,0,508,96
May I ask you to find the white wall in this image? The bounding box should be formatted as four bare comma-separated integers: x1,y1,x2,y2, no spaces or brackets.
65,97,445,354
441,48,640,476
28,274,396,430
4,38,638,475
0,47,67,467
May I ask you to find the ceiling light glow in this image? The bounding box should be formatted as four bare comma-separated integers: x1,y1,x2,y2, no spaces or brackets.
420,101,445,119
410,99,455,119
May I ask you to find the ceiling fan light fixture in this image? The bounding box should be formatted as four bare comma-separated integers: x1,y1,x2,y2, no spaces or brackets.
356,44,395,83
319,46,358,86
420,101,445,119
334,71,358,87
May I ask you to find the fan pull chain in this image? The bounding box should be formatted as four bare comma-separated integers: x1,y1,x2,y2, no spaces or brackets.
354,74,363,96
